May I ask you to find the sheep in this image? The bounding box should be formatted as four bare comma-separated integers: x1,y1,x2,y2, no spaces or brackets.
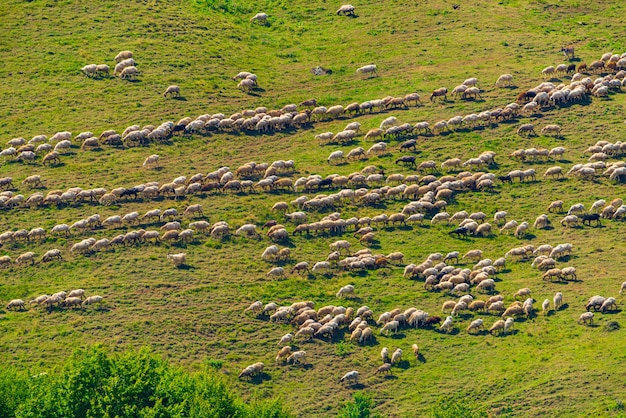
430,87,448,102
462,249,482,263
6,299,26,311
41,249,62,262
578,312,594,325
466,318,484,334
339,370,359,384
496,73,513,87
337,284,355,298
184,204,203,218
119,66,139,80
374,363,393,375
440,315,454,333
337,4,355,15
380,320,399,335
600,297,618,313
115,50,133,62
250,12,268,24
356,64,377,77
267,267,286,279
82,64,97,77
533,214,550,229
143,154,159,168
390,348,403,365
560,215,579,227
517,123,536,136
489,319,505,335
167,253,186,267
287,350,306,365
547,200,564,213
327,150,344,164
41,151,60,165
541,124,561,136
514,221,529,239
163,85,181,98
16,251,35,265
239,362,265,379
82,295,103,307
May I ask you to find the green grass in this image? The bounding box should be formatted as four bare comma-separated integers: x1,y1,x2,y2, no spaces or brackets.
1,0,626,416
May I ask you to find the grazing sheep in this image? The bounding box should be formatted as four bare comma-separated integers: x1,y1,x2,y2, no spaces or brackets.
578,312,594,325
430,87,448,102
337,284,355,298
391,348,403,365
440,315,454,333
167,253,186,267
82,295,104,307
489,320,505,335
267,267,286,279
120,66,139,80
496,74,513,87
278,333,294,347
517,123,536,136
375,363,393,375
467,318,484,334
541,124,561,136
239,362,265,379
115,50,133,62
41,249,62,262
339,370,359,384
143,154,159,168
163,85,181,97
6,299,26,311
287,350,306,365
337,4,355,15
600,297,617,313
356,65,377,77
250,12,268,24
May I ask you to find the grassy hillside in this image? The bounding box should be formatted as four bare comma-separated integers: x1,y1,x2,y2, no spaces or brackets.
1,0,626,416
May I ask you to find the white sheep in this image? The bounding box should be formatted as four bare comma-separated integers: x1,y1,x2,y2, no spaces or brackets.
267,267,285,279
115,50,133,62
167,253,187,267
327,150,344,164
337,4,355,15
496,73,513,87
466,318,484,334
82,64,97,77
143,154,159,168
440,316,454,333
336,284,355,298
82,295,104,307
356,64,377,76
6,299,26,311
250,12,268,24
578,312,594,325
339,370,359,384
119,66,139,80
163,85,180,97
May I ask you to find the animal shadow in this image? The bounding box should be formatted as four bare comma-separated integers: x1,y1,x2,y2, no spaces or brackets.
172,96,187,101
248,372,271,384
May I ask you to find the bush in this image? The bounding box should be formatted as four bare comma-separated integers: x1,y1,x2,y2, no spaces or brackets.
1,345,291,418
338,392,381,418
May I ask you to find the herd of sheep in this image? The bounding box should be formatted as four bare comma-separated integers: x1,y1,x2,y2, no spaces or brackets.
3,24,626,402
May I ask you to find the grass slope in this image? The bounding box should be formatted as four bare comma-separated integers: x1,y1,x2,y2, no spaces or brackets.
1,0,626,416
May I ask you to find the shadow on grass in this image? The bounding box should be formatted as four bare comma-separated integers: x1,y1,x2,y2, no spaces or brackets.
176,264,194,270
247,372,271,384
172,96,187,101
396,360,411,370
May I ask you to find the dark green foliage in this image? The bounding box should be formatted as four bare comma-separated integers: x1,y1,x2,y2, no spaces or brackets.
338,392,381,418
0,345,290,418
